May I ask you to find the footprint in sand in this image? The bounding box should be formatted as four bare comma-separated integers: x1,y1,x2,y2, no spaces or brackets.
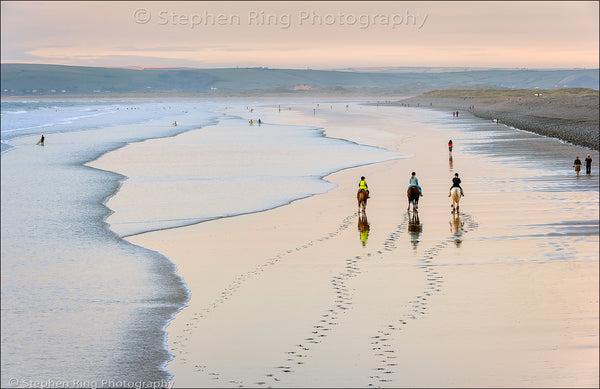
366,212,478,386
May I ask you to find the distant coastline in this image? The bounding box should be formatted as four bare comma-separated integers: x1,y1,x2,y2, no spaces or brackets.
385,88,600,150
2,64,598,97
0,87,418,100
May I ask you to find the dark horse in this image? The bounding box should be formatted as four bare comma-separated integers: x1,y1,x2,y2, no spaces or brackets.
357,189,368,214
407,186,419,211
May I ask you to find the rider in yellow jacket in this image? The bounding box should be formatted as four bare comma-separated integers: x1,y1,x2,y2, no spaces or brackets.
359,176,370,198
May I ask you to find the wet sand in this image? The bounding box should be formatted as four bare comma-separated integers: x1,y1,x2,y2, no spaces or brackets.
116,102,598,387
391,92,599,150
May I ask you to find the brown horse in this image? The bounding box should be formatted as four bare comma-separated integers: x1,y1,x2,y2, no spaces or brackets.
407,186,419,211
357,189,368,214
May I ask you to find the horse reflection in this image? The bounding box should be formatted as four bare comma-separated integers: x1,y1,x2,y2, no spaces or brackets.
450,212,465,247
408,211,422,249
358,213,370,246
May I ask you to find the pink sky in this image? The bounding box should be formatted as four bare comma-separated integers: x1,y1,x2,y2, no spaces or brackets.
1,1,598,69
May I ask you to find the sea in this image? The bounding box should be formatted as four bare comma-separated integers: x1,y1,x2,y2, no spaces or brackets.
0,98,401,387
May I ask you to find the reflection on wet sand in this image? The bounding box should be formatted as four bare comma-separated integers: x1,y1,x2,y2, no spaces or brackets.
358,213,370,246
450,212,465,247
408,211,422,249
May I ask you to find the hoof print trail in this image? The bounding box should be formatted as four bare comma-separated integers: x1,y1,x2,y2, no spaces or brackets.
367,213,478,386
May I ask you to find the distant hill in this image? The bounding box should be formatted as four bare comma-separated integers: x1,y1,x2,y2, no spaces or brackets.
1,63,598,96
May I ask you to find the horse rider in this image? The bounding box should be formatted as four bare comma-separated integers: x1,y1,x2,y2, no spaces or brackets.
359,176,370,198
408,172,423,196
449,172,464,197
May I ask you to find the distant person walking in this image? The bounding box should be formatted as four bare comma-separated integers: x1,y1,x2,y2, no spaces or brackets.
448,139,453,152
584,154,592,175
36,134,45,146
573,156,582,176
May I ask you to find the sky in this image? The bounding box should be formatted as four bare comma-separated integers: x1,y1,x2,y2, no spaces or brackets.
1,1,598,69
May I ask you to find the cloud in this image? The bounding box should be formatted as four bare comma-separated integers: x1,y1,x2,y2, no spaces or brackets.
2,1,598,69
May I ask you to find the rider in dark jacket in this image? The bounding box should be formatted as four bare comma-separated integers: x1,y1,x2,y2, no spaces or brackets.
449,173,464,197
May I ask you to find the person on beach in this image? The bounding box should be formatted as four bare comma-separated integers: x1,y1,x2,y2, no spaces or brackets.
36,134,45,146
408,172,423,197
584,154,592,175
359,176,370,198
449,173,464,197
448,139,453,152
573,156,582,176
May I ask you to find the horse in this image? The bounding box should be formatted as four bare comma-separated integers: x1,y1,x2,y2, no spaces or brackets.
357,189,368,214
407,186,420,212
450,187,462,214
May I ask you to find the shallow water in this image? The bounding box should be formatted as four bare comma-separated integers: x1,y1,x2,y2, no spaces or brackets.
1,100,219,386
0,99,402,387
95,114,403,237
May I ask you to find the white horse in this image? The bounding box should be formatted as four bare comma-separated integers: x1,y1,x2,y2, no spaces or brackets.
450,187,462,213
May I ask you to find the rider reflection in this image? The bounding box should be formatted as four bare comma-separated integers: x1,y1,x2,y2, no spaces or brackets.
408,211,422,250
450,212,465,247
358,214,370,246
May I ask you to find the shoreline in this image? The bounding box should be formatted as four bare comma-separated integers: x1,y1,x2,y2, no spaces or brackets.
388,91,599,150
120,101,598,387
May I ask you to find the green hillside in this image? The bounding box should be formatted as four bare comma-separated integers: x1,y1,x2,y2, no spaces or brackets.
1,63,598,96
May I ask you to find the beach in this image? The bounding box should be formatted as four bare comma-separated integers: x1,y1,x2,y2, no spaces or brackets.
102,102,599,387
393,89,599,150
1,98,597,387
